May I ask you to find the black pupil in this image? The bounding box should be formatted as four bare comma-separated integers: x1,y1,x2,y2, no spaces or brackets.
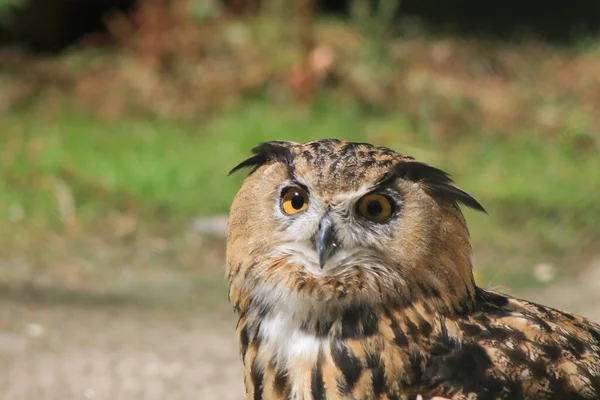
367,200,383,216
291,193,305,209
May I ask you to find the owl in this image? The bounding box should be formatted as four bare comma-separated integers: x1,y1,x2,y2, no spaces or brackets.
226,139,600,400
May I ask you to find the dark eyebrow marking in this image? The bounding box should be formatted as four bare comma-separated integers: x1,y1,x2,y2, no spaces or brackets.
229,141,296,176
378,161,487,213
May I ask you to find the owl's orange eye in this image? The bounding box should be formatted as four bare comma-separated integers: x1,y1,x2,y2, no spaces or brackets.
281,187,309,215
357,193,393,222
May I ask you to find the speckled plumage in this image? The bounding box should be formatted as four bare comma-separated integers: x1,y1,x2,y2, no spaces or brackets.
226,139,600,400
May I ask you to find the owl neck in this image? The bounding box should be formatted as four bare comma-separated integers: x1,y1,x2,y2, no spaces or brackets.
230,271,476,342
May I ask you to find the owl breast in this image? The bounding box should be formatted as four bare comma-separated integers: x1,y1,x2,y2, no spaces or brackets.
256,310,327,399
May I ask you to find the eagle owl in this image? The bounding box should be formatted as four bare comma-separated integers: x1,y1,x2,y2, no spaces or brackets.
226,139,600,400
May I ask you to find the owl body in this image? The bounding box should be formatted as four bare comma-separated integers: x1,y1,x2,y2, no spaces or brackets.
227,139,600,400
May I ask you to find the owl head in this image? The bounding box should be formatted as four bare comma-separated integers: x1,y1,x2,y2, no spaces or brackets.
227,139,485,321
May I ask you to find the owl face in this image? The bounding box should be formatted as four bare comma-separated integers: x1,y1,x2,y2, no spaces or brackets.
227,140,485,316
267,170,406,277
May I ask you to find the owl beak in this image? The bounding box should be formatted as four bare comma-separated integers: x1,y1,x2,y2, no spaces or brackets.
316,215,338,269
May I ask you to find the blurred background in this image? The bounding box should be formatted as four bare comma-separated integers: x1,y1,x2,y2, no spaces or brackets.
0,0,599,398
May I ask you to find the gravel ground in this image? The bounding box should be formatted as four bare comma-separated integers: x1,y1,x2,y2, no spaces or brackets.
0,303,243,400
1,261,599,400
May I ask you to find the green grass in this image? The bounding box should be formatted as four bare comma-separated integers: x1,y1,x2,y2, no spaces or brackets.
2,97,599,290
1,99,375,223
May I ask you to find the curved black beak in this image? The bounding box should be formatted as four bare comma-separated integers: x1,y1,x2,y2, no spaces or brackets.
316,215,338,269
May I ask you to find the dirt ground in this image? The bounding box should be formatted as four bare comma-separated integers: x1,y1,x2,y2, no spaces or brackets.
0,301,244,400
1,260,599,400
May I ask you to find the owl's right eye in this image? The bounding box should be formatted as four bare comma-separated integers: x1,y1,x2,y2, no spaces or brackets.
281,187,309,215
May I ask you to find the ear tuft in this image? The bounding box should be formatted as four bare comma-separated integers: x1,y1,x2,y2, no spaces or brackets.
392,161,486,213
229,141,296,176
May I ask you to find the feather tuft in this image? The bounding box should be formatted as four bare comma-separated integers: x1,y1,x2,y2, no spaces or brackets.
389,161,486,213
229,141,296,176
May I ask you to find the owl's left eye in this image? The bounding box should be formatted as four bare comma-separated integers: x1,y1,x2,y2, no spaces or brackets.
357,193,394,222
281,187,309,215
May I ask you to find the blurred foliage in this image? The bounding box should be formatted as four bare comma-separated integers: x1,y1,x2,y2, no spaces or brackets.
188,0,222,22
2,14,600,137
0,0,21,17
0,0,21,10
349,0,400,61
